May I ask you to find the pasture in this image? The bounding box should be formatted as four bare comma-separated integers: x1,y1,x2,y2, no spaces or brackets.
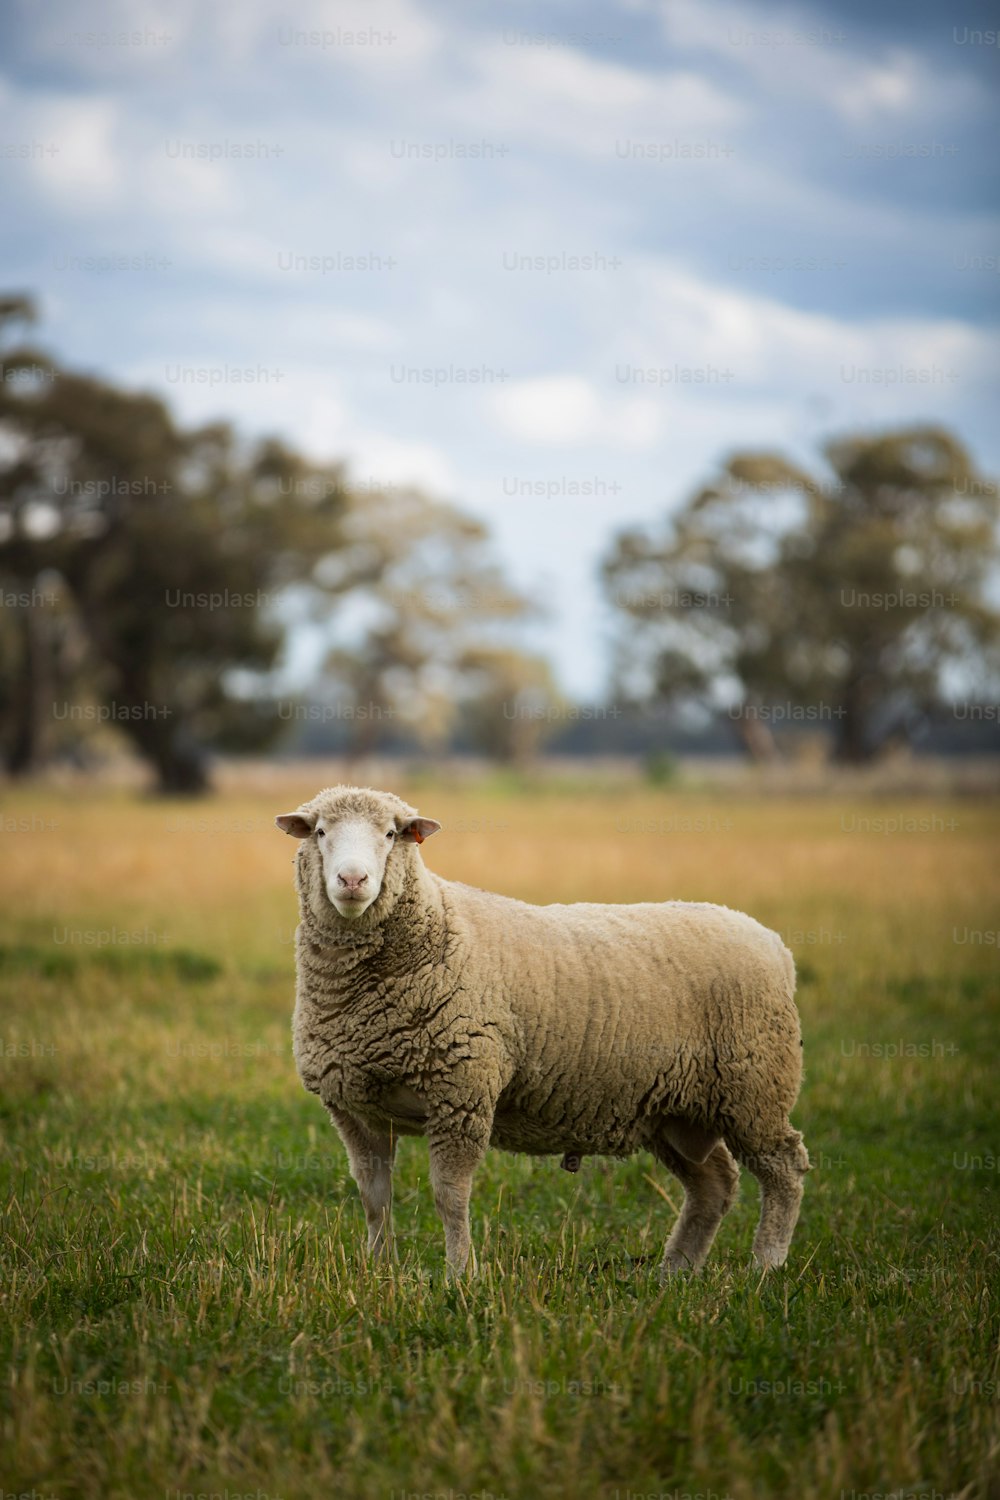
1,775,998,1499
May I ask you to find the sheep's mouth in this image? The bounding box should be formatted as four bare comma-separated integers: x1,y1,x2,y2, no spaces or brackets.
330,893,375,919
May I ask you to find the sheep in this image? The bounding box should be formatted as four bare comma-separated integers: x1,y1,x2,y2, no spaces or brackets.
276,784,810,1280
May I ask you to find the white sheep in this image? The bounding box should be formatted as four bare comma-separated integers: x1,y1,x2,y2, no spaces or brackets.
276,785,810,1279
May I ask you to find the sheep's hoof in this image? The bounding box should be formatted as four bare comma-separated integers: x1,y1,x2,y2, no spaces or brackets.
560,1152,582,1173
752,1247,788,1270
660,1250,701,1278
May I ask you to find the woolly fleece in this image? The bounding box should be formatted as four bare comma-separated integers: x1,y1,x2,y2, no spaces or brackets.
283,785,810,1276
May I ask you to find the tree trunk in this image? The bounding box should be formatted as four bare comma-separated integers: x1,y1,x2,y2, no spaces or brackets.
68,583,212,794
834,682,873,762
148,741,210,795
114,683,210,795
4,604,47,776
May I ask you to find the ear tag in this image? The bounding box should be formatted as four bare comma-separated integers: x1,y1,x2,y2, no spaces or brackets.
411,827,425,844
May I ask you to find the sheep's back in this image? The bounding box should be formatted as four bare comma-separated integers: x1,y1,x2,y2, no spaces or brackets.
445,883,801,1153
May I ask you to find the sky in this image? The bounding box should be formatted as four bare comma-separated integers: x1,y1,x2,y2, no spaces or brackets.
2,0,998,697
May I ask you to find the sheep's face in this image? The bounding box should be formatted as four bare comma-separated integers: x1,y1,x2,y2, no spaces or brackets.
275,789,440,922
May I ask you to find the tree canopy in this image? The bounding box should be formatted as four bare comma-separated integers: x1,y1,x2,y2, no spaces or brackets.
602,428,1000,760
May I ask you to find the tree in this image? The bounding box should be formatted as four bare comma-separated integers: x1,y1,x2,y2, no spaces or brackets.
602,427,1000,761
457,646,568,765
319,486,543,758
0,303,348,790
0,296,61,774
0,298,560,786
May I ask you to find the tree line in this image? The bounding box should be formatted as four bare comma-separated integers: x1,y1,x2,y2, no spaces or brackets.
2,293,997,791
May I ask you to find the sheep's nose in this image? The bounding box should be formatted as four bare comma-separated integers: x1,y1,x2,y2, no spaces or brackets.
337,869,369,893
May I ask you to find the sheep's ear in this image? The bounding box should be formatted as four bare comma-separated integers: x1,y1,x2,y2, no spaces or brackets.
398,817,441,845
275,813,314,838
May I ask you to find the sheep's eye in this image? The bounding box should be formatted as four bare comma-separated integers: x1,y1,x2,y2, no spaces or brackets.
316,829,325,839
386,829,395,841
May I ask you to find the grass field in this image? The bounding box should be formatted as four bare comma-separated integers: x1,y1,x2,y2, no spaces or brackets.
1,775,998,1500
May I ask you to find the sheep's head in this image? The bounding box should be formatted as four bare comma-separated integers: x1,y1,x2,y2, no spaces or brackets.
275,786,440,923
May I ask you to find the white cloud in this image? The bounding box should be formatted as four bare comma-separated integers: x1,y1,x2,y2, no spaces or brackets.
17,95,123,205
485,259,996,461
492,376,601,443
337,432,457,494
445,41,746,160
491,375,661,447
622,260,994,398
832,51,921,123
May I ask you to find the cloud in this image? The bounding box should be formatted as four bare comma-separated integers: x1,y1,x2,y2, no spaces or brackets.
491,375,661,446
6,92,123,206
445,39,746,161
337,431,458,494
485,259,996,461
644,0,987,126
620,260,995,398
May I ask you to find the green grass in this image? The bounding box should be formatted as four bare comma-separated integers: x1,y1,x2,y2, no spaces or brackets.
1,782,998,1499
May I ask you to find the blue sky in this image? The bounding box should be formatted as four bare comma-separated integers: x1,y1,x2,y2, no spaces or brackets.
2,0,998,696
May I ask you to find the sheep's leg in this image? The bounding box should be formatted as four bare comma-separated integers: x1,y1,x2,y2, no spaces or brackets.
734,1127,810,1269
427,1129,487,1279
651,1135,741,1277
329,1109,397,1262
